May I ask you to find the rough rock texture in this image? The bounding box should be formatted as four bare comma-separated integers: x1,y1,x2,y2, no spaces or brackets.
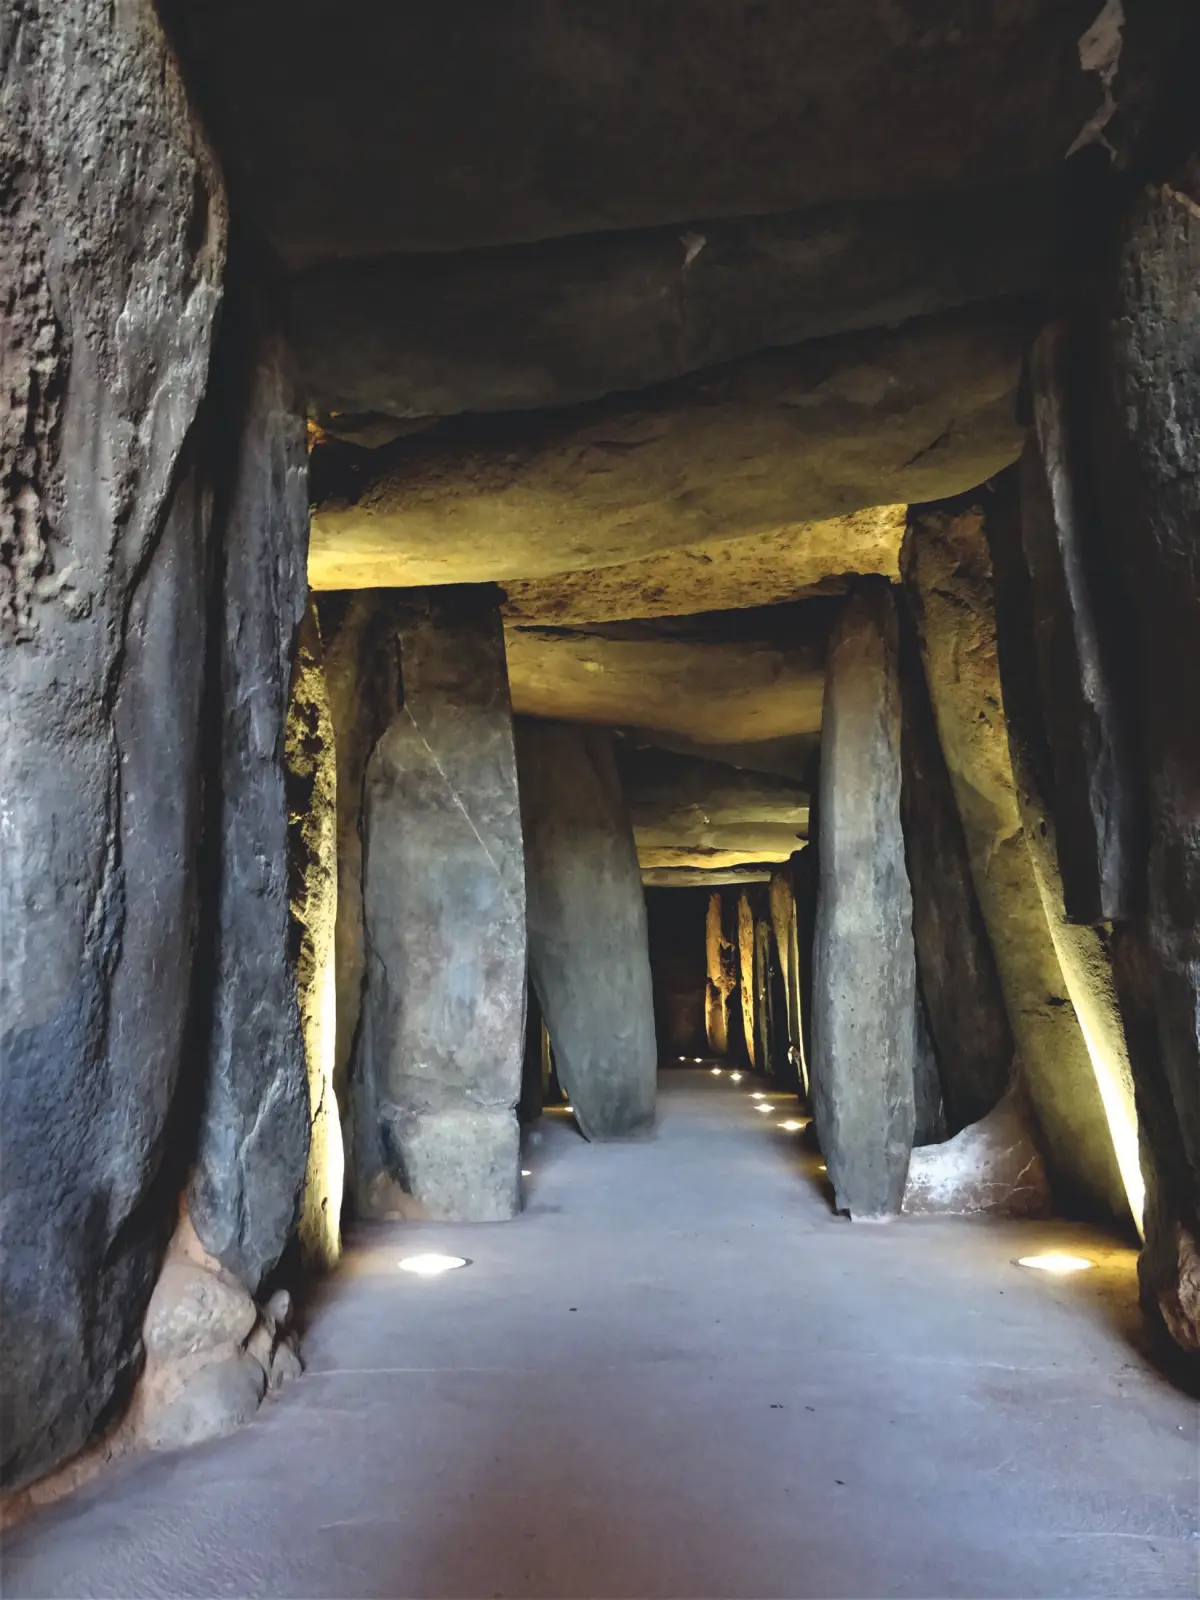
296,183,1053,421
705,894,737,1056
516,720,656,1140
502,508,907,628
134,1212,300,1453
903,504,1127,1221
618,745,809,872
985,469,1142,1230
1086,178,1200,1344
0,0,226,1490
308,304,1027,589
313,591,405,1209
810,585,916,1218
171,2,1103,263
1020,324,1140,922
360,588,525,1221
737,893,758,1070
903,1092,1050,1216
188,292,312,1291
506,608,829,750
285,604,343,1270
898,601,1014,1133
769,863,806,1091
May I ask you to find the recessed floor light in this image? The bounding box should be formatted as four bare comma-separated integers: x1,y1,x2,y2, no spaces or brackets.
399,1254,468,1277
729,1071,743,1083
751,1092,765,1100
711,1067,723,1076
778,1119,804,1132
755,1104,771,1114
521,1169,532,1177
693,1057,703,1063
563,1104,574,1113
1017,1253,1094,1274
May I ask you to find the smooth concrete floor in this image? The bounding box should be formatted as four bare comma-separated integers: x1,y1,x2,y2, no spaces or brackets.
4,1069,1198,1599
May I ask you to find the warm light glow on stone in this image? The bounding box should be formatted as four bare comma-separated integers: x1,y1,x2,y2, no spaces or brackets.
399,1254,469,1276
1017,1253,1094,1274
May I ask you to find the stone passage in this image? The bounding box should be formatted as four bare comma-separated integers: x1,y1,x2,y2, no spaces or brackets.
359,586,526,1221
516,720,656,1140
810,583,917,1218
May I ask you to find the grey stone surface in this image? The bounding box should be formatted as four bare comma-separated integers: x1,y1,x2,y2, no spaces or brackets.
1088,178,1200,1348
361,587,525,1221
516,720,657,1140
143,1262,257,1365
0,0,225,1490
188,287,312,1292
904,1091,1050,1217
309,302,1027,591
912,989,948,1148
139,1351,267,1454
810,584,917,1218
169,2,1103,263
1020,323,1141,923
902,504,1128,1222
295,181,1054,422
314,591,406,1212
898,597,1014,1133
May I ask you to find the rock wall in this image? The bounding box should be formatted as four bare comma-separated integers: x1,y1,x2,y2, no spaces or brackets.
898,598,1014,1132
285,604,343,1269
737,892,757,1069
1086,177,1200,1346
187,285,312,1291
0,0,226,1489
517,720,657,1139
314,591,405,1210
902,503,1128,1223
810,583,917,1218
361,587,526,1221
704,893,735,1056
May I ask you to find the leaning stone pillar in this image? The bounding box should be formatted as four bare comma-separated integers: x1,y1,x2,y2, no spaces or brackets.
516,720,656,1139
360,586,525,1221
704,893,730,1055
810,583,917,1218
1088,177,1200,1347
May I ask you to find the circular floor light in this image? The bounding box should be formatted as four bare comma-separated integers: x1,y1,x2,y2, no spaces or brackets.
729,1071,743,1083
521,1169,532,1177
750,1091,765,1100
399,1253,469,1277
711,1066,723,1076
1017,1253,1094,1275
755,1103,772,1114
778,1119,805,1132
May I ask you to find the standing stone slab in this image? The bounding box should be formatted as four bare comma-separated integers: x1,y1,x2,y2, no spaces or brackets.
737,891,758,1069
810,584,917,1218
0,0,225,1489
898,598,1014,1133
704,892,735,1057
1021,323,1140,923
285,603,343,1270
315,591,406,1212
1088,178,1200,1345
362,587,525,1220
188,290,312,1292
516,721,656,1140
903,502,1128,1222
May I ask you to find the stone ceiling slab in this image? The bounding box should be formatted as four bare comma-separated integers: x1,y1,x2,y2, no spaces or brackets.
501,506,906,625
308,303,1027,590
294,182,1053,420
170,1,1101,263
505,614,828,748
